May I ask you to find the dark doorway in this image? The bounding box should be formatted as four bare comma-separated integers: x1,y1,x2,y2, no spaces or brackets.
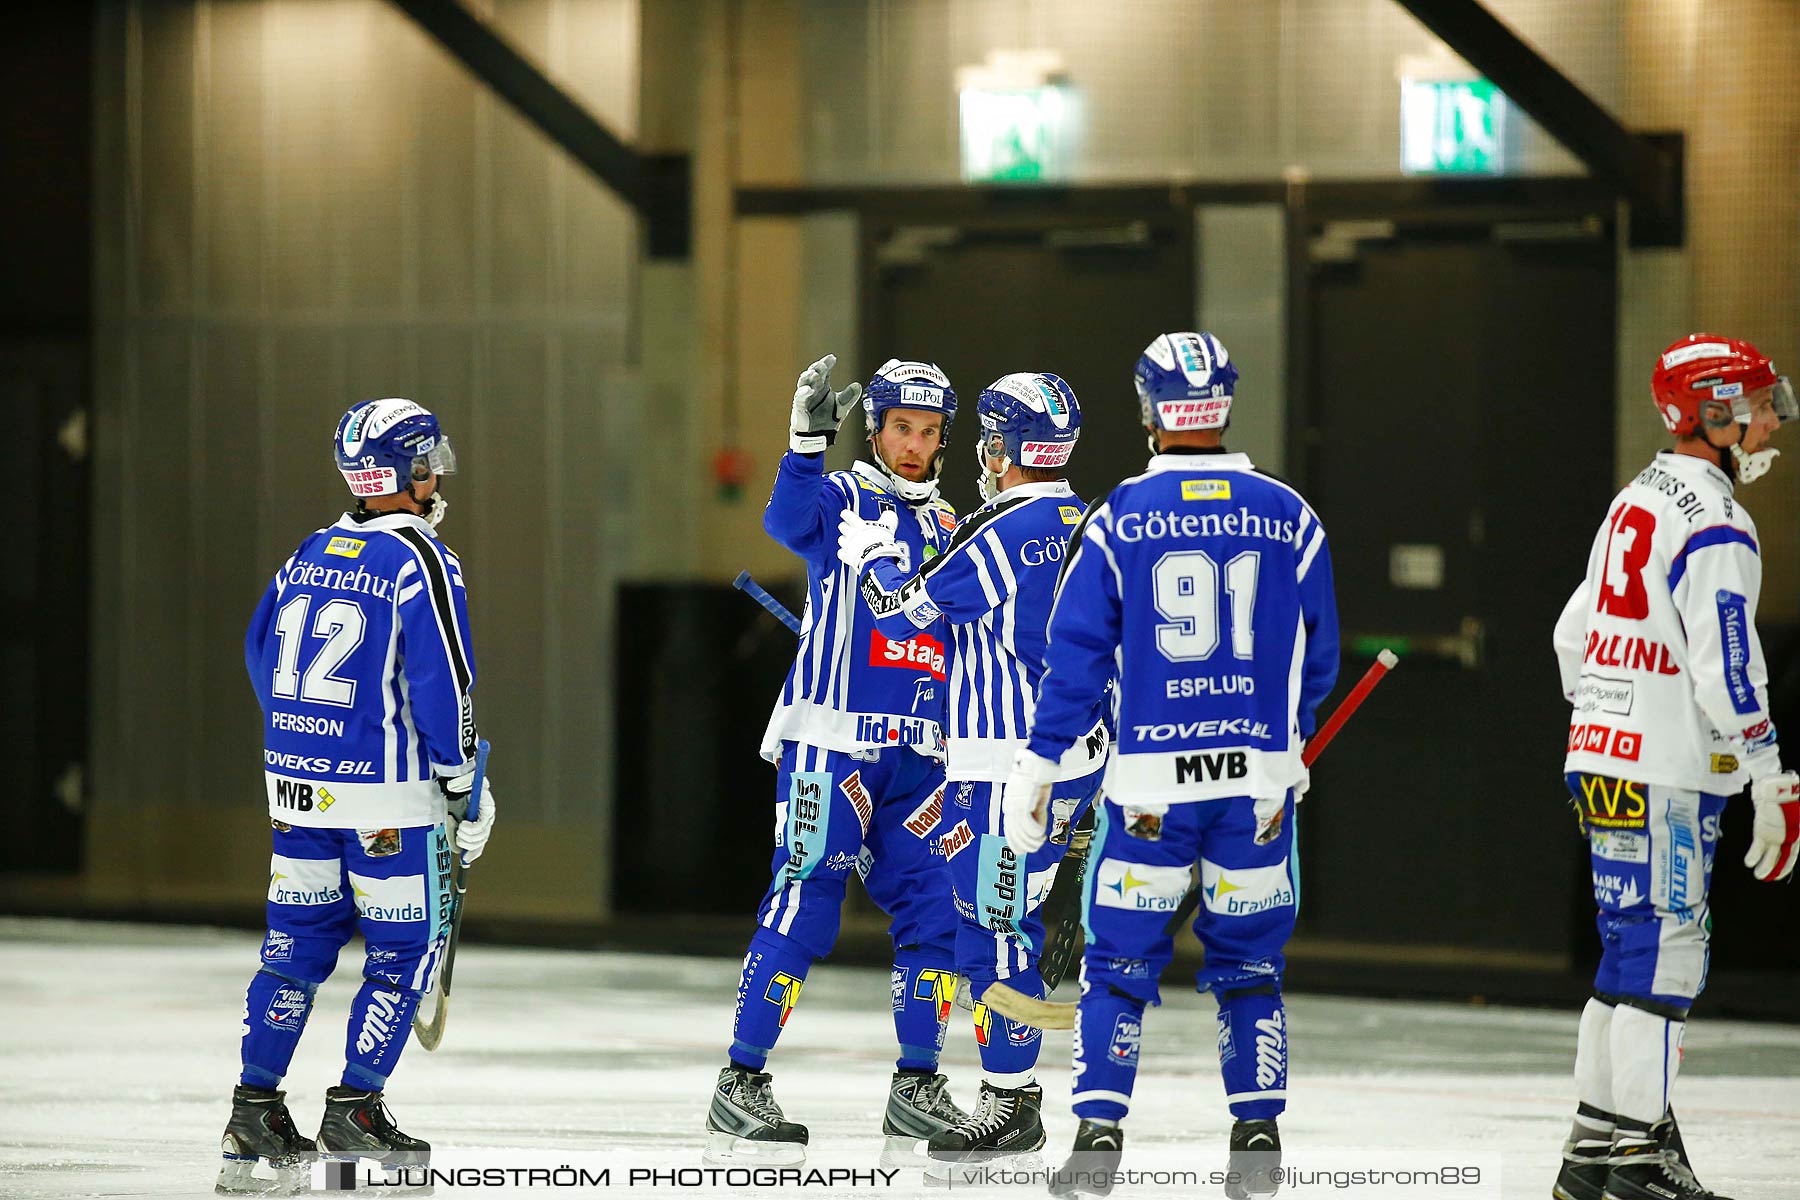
1293,219,1618,956
865,214,1194,516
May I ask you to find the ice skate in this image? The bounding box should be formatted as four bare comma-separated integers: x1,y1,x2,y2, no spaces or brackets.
880,1069,969,1169
1048,1119,1124,1199
924,1081,1045,1185
1225,1118,1281,1199
316,1086,431,1191
1557,1106,1705,1200
215,1085,316,1196
1602,1134,1729,1200
702,1065,808,1166
1552,1136,1612,1200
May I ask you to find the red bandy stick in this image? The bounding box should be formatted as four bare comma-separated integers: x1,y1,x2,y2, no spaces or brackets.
1303,648,1399,767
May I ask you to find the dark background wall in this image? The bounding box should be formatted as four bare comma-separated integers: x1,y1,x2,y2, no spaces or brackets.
0,6,93,874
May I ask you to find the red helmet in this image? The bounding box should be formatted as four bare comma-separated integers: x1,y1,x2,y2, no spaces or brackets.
1650,333,1778,436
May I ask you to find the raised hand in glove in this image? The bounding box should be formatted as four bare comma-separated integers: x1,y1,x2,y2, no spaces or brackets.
837,508,904,574
1745,770,1799,881
790,353,863,454
439,771,497,865
1003,748,1059,857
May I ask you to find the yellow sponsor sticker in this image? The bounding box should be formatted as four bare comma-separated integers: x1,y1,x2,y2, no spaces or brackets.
1181,479,1231,501
324,537,366,559
1710,753,1739,774
1059,505,1082,524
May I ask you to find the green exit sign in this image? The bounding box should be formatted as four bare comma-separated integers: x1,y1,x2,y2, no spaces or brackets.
959,86,1069,183
1400,78,1507,175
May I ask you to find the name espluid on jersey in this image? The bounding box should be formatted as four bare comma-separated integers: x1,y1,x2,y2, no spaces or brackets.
1113,506,1299,544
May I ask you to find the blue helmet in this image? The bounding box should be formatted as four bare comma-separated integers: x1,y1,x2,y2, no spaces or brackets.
977,372,1081,485
333,398,456,500
1134,331,1238,432
862,359,958,501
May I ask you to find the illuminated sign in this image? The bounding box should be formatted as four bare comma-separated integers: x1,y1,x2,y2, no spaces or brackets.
1400,78,1507,175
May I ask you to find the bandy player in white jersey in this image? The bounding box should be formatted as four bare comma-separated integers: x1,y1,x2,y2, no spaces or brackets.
1549,334,1798,1200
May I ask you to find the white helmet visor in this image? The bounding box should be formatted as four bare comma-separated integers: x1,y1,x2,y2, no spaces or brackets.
413,435,457,479
1731,377,1798,425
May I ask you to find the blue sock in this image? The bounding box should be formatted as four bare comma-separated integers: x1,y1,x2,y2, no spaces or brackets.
240,970,317,1089
341,980,421,1091
1070,979,1145,1122
892,946,957,1072
731,929,813,1071
975,968,1045,1080
1215,985,1287,1120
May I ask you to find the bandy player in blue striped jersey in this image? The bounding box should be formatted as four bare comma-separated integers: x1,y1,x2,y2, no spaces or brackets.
838,372,1111,1167
705,356,972,1167
219,399,497,1194
1005,333,1339,1199
1547,335,1798,1200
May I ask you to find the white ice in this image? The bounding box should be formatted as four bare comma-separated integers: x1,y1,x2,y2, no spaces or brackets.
2,917,1797,1198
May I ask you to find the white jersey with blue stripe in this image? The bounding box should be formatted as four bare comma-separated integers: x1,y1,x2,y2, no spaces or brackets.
861,481,1109,783
1554,450,1781,793
1025,450,1340,805
247,511,480,828
759,454,957,761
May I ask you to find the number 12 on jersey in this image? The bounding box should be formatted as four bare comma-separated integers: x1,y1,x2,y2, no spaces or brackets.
272,595,368,706
1153,549,1259,662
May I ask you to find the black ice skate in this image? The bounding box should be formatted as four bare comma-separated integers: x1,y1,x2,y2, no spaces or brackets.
1602,1129,1730,1200
1553,1106,1617,1200
880,1069,970,1168
1553,1136,1613,1200
1225,1118,1282,1199
1557,1108,1705,1200
216,1085,316,1195
315,1086,430,1178
1048,1119,1124,1199
924,1081,1046,1184
702,1065,808,1166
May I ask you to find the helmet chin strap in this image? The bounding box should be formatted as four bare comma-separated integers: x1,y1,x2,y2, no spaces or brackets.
977,440,1008,503
406,477,449,527
869,433,942,503
1705,419,1779,484
1732,443,1780,484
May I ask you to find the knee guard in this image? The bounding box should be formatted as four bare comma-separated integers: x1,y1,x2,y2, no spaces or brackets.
342,977,423,1091
240,969,321,1088
1070,966,1149,1122
1214,980,1287,1121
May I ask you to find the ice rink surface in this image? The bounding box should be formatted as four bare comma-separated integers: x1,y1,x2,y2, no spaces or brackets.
2,918,1797,1200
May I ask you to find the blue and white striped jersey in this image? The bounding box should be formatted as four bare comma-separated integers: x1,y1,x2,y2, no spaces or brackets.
1026,450,1339,804
860,481,1109,783
247,511,480,828
759,453,957,761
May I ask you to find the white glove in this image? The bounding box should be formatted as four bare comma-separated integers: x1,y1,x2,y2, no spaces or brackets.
441,772,497,864
1002,748,1059,857
790,354,863,454
1745,770,1799,881
837,508,904,574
